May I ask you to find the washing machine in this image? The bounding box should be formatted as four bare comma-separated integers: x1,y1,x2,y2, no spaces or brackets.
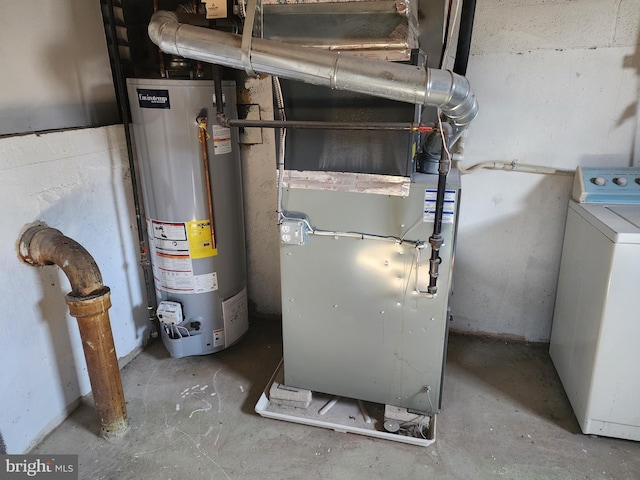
550,166,640,441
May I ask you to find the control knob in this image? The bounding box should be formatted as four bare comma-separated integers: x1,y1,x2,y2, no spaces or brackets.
591,177,606,186
613,177,628,186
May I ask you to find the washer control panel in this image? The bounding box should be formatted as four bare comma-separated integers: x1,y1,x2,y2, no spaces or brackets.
572,166,640,203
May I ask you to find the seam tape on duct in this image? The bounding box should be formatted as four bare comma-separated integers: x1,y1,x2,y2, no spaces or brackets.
147,219,219,294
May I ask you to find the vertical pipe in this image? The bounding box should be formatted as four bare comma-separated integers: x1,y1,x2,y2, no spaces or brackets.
66,291,128,437
19,224,129,438
452,0,477,76
213,64,225,117
428,124,452,294
197,116,217,249
104,0,158,333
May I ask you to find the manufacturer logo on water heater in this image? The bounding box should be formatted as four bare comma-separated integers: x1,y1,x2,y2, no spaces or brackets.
137,88,170,109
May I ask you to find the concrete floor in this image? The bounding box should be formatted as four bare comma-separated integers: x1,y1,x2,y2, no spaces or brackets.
33,320,640,479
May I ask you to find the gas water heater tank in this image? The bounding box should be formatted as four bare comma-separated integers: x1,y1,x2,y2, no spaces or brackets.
127,79,248,358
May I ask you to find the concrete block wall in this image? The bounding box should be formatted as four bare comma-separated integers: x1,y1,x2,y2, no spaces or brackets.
450,0,640,340
0,126,149,453
239,1,640,342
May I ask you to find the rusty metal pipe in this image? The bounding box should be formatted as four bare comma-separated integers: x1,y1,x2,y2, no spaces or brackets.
18,223,128,438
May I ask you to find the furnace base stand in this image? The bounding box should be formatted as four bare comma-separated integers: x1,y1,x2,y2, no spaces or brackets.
255,360,436,447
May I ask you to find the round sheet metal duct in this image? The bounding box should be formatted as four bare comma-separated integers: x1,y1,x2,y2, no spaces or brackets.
147,11,478,138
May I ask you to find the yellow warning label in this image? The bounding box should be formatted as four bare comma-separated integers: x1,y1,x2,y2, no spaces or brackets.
187,220,217,258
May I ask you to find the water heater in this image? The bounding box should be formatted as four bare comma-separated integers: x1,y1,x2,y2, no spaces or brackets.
127,78,248,358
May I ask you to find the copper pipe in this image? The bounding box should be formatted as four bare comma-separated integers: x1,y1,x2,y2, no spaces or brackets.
197,117,216,249
18,224,128,438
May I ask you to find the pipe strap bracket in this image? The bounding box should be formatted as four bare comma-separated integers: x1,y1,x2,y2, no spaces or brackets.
241,0,258,77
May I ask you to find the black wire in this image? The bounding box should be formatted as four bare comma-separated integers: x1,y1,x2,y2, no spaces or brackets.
439,0,454,68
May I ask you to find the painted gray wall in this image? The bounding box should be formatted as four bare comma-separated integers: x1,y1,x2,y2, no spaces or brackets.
0,0,118,135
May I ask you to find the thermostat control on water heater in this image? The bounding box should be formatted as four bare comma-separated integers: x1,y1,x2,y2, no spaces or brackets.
157,301,184,325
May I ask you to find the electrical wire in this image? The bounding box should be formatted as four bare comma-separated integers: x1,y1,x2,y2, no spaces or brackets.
439,0,454,68
400,215,425,242
273,76,286,224
176,325,191,337
309,227,425,246
440,0,463,70
396,412,431,439
281,212,426,246
425,386,435,412
413,245,436,296
437,109,452,162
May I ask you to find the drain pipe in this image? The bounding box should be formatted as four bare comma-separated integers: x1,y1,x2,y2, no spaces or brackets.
147,11,478,140
18,223,128,438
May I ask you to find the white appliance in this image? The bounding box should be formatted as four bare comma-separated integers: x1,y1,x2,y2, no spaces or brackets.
550,166,640,441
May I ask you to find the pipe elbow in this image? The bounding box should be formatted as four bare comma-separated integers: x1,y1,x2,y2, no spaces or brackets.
425,69,478,134
19,223,106,298
148,10,179,48
444,73,479,129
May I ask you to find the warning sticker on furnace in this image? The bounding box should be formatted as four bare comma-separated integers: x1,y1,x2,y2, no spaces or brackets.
424,189,456,223
212,124,232,155
187,220,217,258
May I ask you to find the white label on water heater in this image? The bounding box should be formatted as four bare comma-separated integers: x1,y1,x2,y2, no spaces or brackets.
424,189,456,223
154,252,192,272
194,272,218,293
212,124,232,155
213,328,224,347
147,219,219,295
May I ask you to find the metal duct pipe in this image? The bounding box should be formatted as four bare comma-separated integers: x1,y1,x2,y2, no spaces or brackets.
148,11,478,137
18,224,128,438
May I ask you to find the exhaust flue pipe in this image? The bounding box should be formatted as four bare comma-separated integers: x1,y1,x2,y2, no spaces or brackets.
148,11,478,137
18,223,128,438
